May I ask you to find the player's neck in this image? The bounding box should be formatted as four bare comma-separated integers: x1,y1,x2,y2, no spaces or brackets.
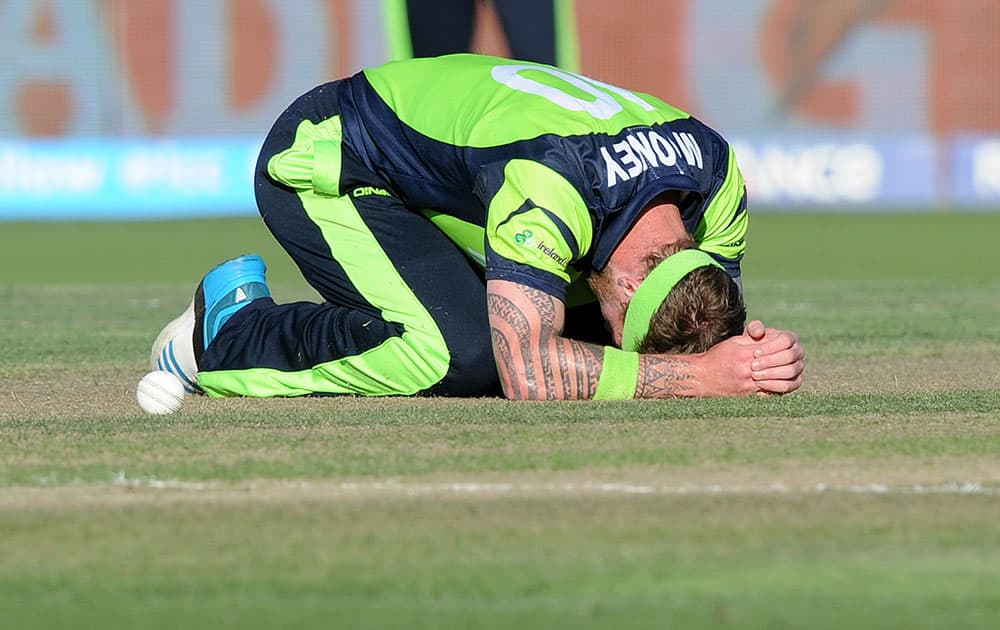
610,200,691,277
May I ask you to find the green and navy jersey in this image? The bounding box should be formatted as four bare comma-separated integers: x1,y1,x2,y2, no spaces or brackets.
334,54,747,302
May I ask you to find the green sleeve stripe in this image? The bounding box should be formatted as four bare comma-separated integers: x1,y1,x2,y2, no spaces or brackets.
486,160,592,282
381,0,413,61
694,144,748,262
593,347,639,400
554,0,580,72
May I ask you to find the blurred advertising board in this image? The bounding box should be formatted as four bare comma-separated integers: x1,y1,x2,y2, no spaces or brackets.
0,0,998,218
0,140,259,220
732,136,938,210
951,138,1000,207
1,135,996,219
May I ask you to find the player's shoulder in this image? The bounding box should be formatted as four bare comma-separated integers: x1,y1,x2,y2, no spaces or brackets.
363,53,505,84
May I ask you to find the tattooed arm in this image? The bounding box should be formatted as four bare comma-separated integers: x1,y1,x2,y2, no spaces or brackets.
487,279,603,399
487,279,768,400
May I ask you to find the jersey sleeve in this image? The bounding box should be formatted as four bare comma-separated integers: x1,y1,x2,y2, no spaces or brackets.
478,160,594,301
693,144,747,280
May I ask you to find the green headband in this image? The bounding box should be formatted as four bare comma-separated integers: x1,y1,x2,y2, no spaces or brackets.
621,249,723,351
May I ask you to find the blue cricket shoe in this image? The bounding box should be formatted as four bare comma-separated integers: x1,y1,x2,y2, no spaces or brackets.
150,254,271,393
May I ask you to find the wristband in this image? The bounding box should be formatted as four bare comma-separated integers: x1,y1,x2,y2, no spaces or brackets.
593,346,640,400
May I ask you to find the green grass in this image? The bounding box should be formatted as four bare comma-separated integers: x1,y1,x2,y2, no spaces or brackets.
3,495,999,630
1,213,999,629
2,394,999,485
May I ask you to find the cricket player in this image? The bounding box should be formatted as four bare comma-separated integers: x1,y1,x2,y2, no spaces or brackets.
151,54,804,400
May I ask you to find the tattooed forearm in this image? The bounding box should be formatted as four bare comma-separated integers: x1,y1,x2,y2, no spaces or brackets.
568,341,602,399
487,281,604,400
490,325,521,400
637,354,696,398
557,334,573,398
524,289,560,395
487,293,537,398
525,288,558,330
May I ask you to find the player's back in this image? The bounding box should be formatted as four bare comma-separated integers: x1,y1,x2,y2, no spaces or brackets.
361,54,688,147
335,54,695,212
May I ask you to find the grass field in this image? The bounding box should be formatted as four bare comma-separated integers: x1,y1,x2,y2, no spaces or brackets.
1,213,998,629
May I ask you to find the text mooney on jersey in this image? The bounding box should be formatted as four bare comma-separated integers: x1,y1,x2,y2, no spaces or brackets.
601,130,704,187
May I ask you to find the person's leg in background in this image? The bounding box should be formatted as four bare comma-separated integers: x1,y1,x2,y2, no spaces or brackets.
493,0,579,70
383,0,578,70
384,0,476,59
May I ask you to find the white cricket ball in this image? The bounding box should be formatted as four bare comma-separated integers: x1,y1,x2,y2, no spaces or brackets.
136,370,185,415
